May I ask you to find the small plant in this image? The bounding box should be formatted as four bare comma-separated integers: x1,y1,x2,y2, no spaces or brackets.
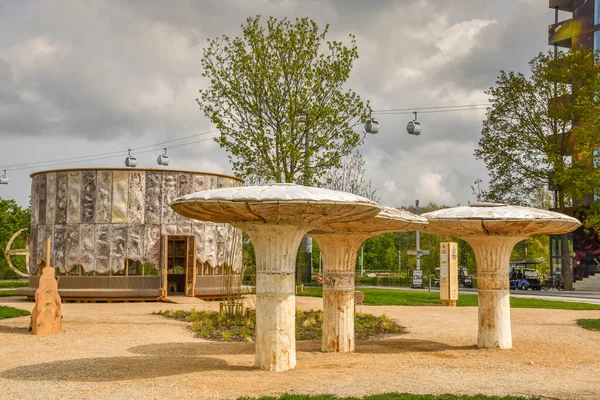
155,309,404,342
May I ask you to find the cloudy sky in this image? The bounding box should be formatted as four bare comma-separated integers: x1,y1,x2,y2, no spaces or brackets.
0,0,563,208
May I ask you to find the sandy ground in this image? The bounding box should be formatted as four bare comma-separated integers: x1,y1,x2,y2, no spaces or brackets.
1,295,599,400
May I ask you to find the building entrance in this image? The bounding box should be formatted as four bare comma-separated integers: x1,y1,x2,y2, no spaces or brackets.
165,235,196,296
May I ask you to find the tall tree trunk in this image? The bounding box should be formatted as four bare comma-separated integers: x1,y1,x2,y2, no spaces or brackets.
559,189,573,290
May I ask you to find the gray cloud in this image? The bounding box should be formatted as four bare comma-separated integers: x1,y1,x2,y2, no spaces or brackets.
0,0,556,209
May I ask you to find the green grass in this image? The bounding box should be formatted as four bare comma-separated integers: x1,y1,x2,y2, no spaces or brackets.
577,319,600,331
0,280,28,289
0,289,17,297
237,393,540,400
0,305,30,319
298,287,600,310
155,309,404,341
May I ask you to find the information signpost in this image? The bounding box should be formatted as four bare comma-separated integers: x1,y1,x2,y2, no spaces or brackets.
440,242,458,306
408,249,429,288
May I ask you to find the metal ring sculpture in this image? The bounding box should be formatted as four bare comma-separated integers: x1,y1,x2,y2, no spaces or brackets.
4,228,30,277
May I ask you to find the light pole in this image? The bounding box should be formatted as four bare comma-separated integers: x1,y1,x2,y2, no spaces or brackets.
415,199,421,271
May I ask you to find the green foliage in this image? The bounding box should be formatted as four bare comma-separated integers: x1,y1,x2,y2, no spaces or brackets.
475,47,600,219
197,15,372,184
0,290,17,297
238,393,541,400
577,319,600,331
0,305,30,319
156,308,404,341
0,198,31,279
0,280,28,288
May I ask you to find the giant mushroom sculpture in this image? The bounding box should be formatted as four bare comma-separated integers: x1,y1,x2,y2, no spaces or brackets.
422,203,580,349
309,207,427,352
171,183,381,371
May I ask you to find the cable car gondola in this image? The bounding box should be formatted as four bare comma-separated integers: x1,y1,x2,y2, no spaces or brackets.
125,149,138,168
157,148,170,166
0,170,9,185
364,119,380,134
406,111,422,136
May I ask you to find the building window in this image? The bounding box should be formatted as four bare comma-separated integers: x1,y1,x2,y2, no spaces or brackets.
167,238,186,275
596,0,600,25
594,30,600,54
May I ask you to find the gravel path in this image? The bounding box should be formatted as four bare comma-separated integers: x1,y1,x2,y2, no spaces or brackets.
1,295,599,400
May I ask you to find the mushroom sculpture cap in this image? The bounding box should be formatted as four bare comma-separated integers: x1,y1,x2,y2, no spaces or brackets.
421,203,581,236
311,206,427,235
171,183,382,225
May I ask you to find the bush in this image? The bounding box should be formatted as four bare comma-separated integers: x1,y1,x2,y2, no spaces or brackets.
155,309,405,341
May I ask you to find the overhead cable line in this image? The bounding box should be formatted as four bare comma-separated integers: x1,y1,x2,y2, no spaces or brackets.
0,129,219,171
373,106,488,115
372,103,489,113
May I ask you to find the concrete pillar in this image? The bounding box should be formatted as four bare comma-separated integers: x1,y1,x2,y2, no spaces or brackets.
312,233,366,353
465,235,525,349
240,223,311,371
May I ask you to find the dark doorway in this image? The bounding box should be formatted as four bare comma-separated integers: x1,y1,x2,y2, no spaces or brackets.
165,235,196,296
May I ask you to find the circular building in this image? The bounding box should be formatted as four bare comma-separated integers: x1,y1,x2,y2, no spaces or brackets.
17,168,244,301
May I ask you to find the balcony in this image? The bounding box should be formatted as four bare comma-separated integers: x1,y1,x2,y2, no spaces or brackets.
548,18,583,47
549,0,574,13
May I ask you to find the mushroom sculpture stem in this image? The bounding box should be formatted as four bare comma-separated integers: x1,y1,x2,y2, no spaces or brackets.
310,207,427,353
463,234,525,348
311,233,368,352
239,223,310,371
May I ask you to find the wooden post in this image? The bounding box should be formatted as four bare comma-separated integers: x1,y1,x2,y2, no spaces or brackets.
45,237,51,270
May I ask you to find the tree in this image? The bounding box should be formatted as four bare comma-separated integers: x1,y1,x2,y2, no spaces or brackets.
475,47,600,209
0,198,31,279
475,47,600,290
322,150,379,202
197,16,372,185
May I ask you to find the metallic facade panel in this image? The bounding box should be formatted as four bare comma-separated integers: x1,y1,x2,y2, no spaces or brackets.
38,172,47,225
143,225,161,267
205,223,217,268
127,224,144,262
128,170,146,225
111,170,129,223
95,170,112,223
177,173,193,224
192,221,206,264
162,173,177,225
110,224,127,273
162,224,178,235
46,172,57,225
177,224,192,235
209,175,218,190
34,225,46,274
28,226,37,275
65,224,80,270
81,171,96,224
192,174,206,193
144,171,163,225
55,171,68,224
67,170,82,224
45,225,54,268
94,224,110,273
80,224,95,272
30,175,39,227
53,224,67,272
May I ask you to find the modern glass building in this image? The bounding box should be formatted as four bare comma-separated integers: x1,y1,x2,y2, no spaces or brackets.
548,1,600,289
